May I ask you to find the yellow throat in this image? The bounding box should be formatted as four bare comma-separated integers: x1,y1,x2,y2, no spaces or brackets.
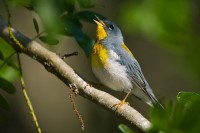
94,17,107,41
96,24,107,40
92,19,108,67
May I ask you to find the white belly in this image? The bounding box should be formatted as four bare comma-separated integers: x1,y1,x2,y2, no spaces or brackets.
92,58,132,93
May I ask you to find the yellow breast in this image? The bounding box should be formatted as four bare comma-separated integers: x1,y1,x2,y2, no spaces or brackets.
91,43,108,67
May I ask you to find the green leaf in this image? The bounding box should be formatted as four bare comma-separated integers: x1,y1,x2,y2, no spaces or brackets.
150,93,200,133
0,94,10,110
0,77,16,94
118,124,134,133
35,1,65,34
0,63,19,81
33,18,39,34
177,92,200,107
181,101,200,133
150,104,170,133
0,38,14,58
63,16,83,36
0,51,18,71
77,0,95,8
0,50,4,60
62,15,93,56
64,0,76,14
39,36,59,45
74,11,106,23
74,33,93,56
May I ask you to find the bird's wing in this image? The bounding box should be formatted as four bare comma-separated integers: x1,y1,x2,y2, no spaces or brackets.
114,44,163,108
124,58,147,89
115,45,157,102
115,45,146,89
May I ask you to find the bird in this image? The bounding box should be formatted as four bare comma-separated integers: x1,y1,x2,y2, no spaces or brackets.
91,16,163,109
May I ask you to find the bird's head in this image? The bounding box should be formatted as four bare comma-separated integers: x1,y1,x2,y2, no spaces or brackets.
94,16,123,44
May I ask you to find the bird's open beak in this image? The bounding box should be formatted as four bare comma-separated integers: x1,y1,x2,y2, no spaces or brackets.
93,15,107,40
93,16,106,27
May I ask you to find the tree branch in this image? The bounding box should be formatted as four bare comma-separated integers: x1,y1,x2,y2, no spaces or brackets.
0,15,151,133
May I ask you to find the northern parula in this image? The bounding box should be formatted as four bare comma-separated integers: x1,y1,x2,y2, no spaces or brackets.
91,17,162,108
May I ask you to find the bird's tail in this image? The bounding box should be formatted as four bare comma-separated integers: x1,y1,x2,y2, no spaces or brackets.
150,94,165,110
145,85,165,110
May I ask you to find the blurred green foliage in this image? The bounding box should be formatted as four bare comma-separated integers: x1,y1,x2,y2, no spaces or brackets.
118,92,200,133
118,124,134,133
0,38,18,82
120,0,200,80
0,38,18,111
150,92,200,133
8,0,105,56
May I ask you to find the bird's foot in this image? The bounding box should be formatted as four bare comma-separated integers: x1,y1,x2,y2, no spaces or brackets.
112,91,132,112
112,100,129,112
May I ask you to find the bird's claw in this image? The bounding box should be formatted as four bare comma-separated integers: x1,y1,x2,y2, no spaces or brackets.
112,100,129,112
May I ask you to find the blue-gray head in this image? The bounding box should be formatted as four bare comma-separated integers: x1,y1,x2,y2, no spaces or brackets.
94,18,124,45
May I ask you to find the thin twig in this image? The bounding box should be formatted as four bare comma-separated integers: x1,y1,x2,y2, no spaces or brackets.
17,53,42,133
69,83,84,130
3,0,24,50
61,52,78,59
3,2,42,132
31,30,46,41
12,29,42,133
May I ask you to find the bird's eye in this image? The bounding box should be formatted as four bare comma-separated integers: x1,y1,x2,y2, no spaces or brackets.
108,24,114,30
